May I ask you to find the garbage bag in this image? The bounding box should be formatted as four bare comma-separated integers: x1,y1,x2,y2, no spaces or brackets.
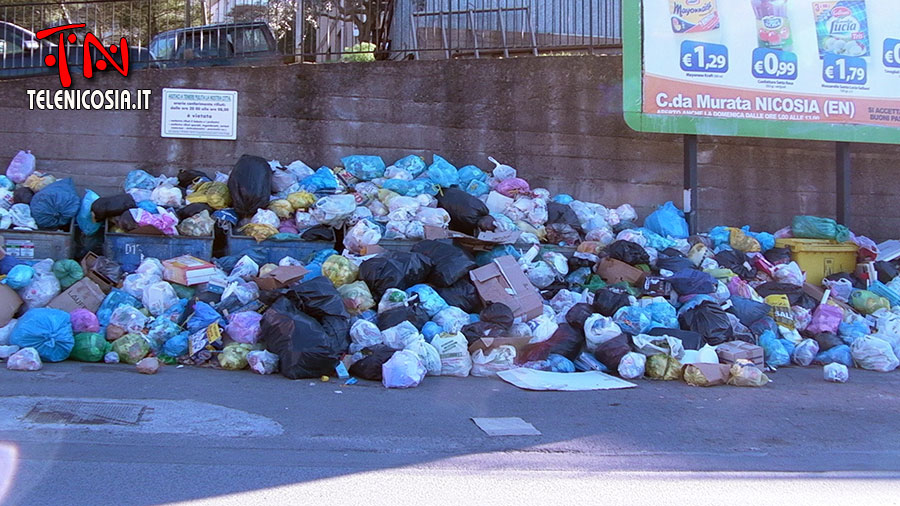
218,342,253,370
412,240,476,288
807,303,843,334
479,303,514,329
69,332,110,362
592,333,631,370
669,269,717,295
850,290,890,315
436,188,490,236
633,334,685,360
162,332,189,358
186,301,225,334
6,150,36,183
824,362,849,383
469,346,515,377
349,344,397,381
109,333,149,364
656,255,695,274
381,349,426,388
426,155,459,188
612,306,652,335
591,289,632,317
350,319,382,351
359,252,433,298
584,314,622,352
874,261,899,284
20,268,61,310
430,332,472,377
311,195,357,227
813,344,853,367
91,194,136,221
755,282,817,310
851,336,899,372
606,240,649,266
51,259,83,289
377,305,431,331
344,220,382,255
728,296,771,326
791,338,820,366
322,255,359,288
643,201,688,239
757,329,788,367
524,323,584,362
287,191,317,210
405,284,449,317
683,363,731,386
186,181,231,209
247,350,279,375
436,277,483,314
7,347,42,371
341,155,385,181
714,249,757,280
791,215,850,243
286,276,350,319
30,178,79,229
3,264,34,290
262,297,344,379
392,155,426,178
228,155,272,218
434,306,470,334
76,189,102,236
617,352,646,379
142,281,177,317
178,210,214,237
9,308,72,362
727,360,770,387
226,311,263,344
565,303,595,330
679,302,734,346
645,353,683,380
68,309,99,334
814,331,843,352
405,339,442,376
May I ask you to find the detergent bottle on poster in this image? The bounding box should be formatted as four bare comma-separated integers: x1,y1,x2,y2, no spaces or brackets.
752,0,793,51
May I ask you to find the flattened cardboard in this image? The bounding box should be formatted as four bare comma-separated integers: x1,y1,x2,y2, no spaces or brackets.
424,226,521,251
594,257,646,285
715,341,764,368
683,362,731,386
47,277,105,313
0,284,23,327
80,252,115,294
251,265,309,291
467,337,533,356
469,256,543,322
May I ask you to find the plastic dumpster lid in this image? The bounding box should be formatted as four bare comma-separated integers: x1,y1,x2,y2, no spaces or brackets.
877,240,900,262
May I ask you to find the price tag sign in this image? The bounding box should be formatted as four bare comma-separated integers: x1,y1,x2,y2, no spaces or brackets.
822,54,868,85
884,38,900,69
679,41,729,73
751,48,799,81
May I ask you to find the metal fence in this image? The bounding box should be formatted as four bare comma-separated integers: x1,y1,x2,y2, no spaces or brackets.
0,0,621,74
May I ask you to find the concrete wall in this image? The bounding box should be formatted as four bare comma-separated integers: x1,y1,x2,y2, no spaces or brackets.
1,56,898,239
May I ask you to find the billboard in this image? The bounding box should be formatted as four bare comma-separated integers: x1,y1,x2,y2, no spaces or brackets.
623,0,900,144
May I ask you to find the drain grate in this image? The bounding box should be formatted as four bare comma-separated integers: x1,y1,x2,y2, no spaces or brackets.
24,401,146,426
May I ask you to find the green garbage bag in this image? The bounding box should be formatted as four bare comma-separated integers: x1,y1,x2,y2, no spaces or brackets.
52,259,84,289
218,342,253,370
111,333,150,364
70,332,110,362
791,216,850,242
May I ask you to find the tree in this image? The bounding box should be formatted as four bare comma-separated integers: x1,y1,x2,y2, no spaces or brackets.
302,0,392,57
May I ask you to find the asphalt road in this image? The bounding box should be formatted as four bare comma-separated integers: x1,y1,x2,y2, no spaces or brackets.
2,362,899,505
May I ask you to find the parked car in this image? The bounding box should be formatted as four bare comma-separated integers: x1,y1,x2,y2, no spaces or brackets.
0,21,150,79
149,21,285,69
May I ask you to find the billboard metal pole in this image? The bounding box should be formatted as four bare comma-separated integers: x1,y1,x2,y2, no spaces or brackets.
836,142,851,228
683,134,699,234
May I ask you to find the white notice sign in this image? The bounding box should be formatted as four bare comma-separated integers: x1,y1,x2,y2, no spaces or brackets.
161,88,238,140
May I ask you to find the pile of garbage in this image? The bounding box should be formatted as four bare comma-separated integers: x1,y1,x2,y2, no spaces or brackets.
0,151,81,233
2,151,900,390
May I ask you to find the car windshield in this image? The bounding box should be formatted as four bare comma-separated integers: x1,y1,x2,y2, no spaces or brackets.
1,23,55,59
149,33,177,60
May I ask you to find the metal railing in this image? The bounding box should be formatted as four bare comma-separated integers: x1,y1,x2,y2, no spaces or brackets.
0,0,621,75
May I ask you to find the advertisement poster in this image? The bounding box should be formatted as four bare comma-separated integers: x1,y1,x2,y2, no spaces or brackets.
624,0,900,144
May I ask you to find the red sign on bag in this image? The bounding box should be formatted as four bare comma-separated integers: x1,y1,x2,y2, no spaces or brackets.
35,23,129,88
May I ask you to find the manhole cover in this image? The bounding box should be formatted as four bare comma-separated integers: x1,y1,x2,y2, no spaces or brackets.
24,401,147,426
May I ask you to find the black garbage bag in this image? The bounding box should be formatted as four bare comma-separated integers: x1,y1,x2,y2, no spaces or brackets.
216,248,269,273
749,316,779,338
349,345,398,381
607,240,650,266
875,261,899,284
755,282,817,309
178,169,210,189
13,187,33,205
565,303,595,330
262,297,343,380
656,255,695,273
286,276,349,319
813,331,842,352
228,154,272,219
377,305,431,331
668,269,717,295
546,224,581,246
411,240,476,288
319,315,350,353
480,303,514,329
92,194,136,221
679,301,733,346
436,188,490,236
546,202,581,229
301,225,335,242
823,273,867,290
462,321,507,344
593,333,631,370
728,296,771,326
715,249,757,280
177,203,215,220
647,327,705,351
764,247,792,265
31,178,80,229
592,288,632,317
568,256,595,271
523,323,584,362
359,252,432,298
436,277,483,314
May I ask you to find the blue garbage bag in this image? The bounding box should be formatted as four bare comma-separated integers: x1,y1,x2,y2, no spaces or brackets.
838,320,868,345
213,208,239,226
216,248,269,272
341,155,386,181
136,200,158,214
741,226,775,252
310,249,339,265
457,165,486,187
636,227,677,251
464,179,490,197
187,301,226,333
475,245,521,266
813,344,853,367
124,169,156,191
382,178,438,197
0,175,14,190
405,284,449,317
3,264,34,289
668,269,717,295
162,331,190,358
729,296,771,326
162,298,189,322
646,301,678,329
779,338,796,358
547,353,576,373
708,226,731,249
77,189,101,236
613,305,653,335
30,178,80,230
0,254,23,275
759,330,789,367
146,317,181,352
791,216,850,243
303,265,323,282
393,155,426,178
422,321,441,343
553,194,574,204
644,201,689,239
426,155,459,188
300,167,339,193
10,308,74,362
96,289,143,335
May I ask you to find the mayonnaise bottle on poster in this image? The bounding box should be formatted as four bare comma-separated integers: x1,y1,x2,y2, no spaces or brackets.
668,0,722,43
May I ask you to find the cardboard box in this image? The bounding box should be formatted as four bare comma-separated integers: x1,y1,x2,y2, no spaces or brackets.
683,363,732,386
467,337,533,356
80,252,116,294
163,255,216,286
469,256,544,322
802,282,854,313
594,258,646,286
251,265,309,291
46,278,105,314
0,284,23,327
715,341,764,368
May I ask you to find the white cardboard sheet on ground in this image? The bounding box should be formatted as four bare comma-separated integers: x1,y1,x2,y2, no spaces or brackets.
497,368,637,391
471,417,542,436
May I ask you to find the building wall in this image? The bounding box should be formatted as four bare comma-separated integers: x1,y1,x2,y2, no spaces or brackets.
1,55,898,239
